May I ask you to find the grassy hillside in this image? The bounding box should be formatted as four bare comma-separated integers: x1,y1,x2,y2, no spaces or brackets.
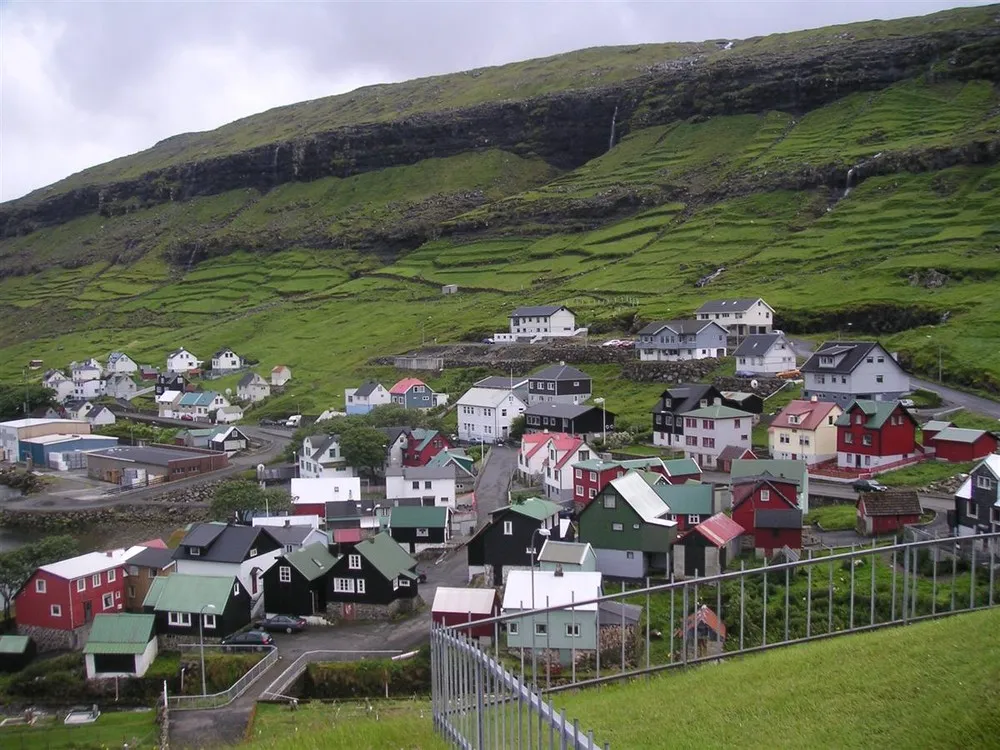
241,609,1000,749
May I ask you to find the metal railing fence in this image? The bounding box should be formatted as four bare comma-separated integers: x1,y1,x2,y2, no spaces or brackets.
431,531,1000,747
166,645,279,710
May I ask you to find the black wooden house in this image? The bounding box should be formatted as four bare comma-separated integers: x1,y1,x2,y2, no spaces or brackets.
142,573,251,639
388,506,450,553
263,543,338,616
954,455,1000,535
326,532,419,607
466,497,568,583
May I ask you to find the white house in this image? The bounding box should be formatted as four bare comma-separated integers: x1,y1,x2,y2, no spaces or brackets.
732,333,796,375
800,341,911,408
456,387,527,443
176,391,229,420
540,435,595,503
64,400,95,421
105,374,138,400
237,372,271,403
216,405,244,424
72,379,106,400
106,352,138,376
173,524,283,602
42,370,75,403
87,406,117,427
270,365,292,387
290,476,363,508
166,348,200,373
517,432,566,482
508,305,577,338
298,434,357,478
156,390,183,418
345,381,391,415
680,400,754,470
211,348,244,372
71,361,103,382
385,465,457,508
84,613,158,680
636,320,728,362
695,298,775,337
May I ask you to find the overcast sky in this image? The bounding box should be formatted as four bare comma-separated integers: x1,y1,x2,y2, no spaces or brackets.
0,0,991,202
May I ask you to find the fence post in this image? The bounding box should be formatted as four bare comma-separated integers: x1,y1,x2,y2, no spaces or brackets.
475,652,485,750
902,543,910,625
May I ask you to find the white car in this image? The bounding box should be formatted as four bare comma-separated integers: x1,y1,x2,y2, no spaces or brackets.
899,399,915,408
602,339,621,347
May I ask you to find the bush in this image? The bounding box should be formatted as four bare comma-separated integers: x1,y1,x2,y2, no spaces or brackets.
303,648,431,699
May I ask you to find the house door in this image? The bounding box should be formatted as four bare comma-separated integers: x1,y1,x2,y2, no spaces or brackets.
310,590,318,615
855,454,861,468
84,601,93,622
791,454,797,460
685,546,706,577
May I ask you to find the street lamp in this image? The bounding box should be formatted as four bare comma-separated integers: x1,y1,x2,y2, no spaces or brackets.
594,397,607,445
529,527,551,689
926,335,943,383
199,604,217,695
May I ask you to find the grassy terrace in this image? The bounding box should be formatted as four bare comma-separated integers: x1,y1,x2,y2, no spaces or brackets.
0,710,158,750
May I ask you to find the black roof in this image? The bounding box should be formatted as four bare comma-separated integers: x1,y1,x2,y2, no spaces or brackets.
653,383,718,415
178,524,225,548
732,333,783,357
525,403,614,420
174,524,277,563
530,364,590,382
754,509,803,529
511,305,569,317
354,380,381,398
378,426,412,445
263,525,314,545
800,341,904,376
128,547,175,570
598,600,642,626
475,375,528,389
697,298,767,314
638,319,716,336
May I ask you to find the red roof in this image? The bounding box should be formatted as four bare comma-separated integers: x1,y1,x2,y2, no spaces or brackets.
731,475,798,510
522,432,572,461
390,378,427,395
771,399,840,431
717,445,755,462
677,605,727,639
332,528,365,544
552,437,586,469
682,513,744,546
137,538,168,549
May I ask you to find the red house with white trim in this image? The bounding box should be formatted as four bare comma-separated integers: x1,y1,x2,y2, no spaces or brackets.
855,491,922,536
571,456,701,509
401,428,452,467
15,547,144,651
922,424,998,463
730,474,802,556
431,587,501,639
836,399,919,470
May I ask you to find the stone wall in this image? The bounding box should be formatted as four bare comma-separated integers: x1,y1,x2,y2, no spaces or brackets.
0,502,210,533
17,622,90,652
327,596,423,622
621,358,722,383
159,633,223,651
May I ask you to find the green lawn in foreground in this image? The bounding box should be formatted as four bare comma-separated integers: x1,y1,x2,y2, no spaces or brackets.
803,503,857,530
880,459,975,488
0,710,158,750
556,608,1000,749
246,701,446,750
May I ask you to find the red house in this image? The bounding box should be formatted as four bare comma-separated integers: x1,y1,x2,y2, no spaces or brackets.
835,399,919,471
14,547,143,651
431,587,501,639
730,473,802,556
571,456,701,510
716,445,756,474
402,429,452,467
924,426,998,463
856,491,922,536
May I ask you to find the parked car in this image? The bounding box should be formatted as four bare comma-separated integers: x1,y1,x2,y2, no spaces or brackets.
616,340,634,348
255,614,307,634
481,337,495,344
899,399,915,408
777,369,801,380
602,339,621,347
220,630,274,652
735,370,757,378
180,414,194,421
259,418,278,426
852,478,888,493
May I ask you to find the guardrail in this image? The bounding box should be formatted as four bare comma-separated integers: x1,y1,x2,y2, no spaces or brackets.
166,646,279,710
259,649,403,701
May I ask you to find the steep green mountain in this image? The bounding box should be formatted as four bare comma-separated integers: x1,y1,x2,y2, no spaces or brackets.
1,5,1000,411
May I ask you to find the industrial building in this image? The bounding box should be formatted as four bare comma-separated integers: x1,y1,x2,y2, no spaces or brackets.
0,418,91,463
86,444,229,485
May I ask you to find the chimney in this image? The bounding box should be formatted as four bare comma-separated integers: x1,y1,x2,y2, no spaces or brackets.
810,395,818,403
284,519,291,527
699,399,708,408
713,397,722,406
554,564,564,577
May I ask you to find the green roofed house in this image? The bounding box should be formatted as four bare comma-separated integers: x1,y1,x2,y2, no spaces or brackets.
83,613,157,679
653,481,715,533
0,634,36,672
263,542,339,616
467,497,568,585
730,458,810,513
388,505,451,553
571,456,701,512
426,449,476,492
143,573,252,641
326,532,420,614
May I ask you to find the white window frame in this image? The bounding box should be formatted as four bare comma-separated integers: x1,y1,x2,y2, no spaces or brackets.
168,611,192,627
101,593,113,610
348,554,362,570
503,520,513,535
416,528,430,537
575,486,584,496
399,578,411,588
761,489,770,502
249,548,258,558
189,547,201,557
357,579,367,594
279,566,292,583
603,494,616,509
35,578,47,594
107,569,116,583
976,475,993,490
92,573,101,586
565,623,581,638
534,622,548,636
204,614,217,629
507,622,519,635
50,604,62,617
612,522,624,531
333,577,355,593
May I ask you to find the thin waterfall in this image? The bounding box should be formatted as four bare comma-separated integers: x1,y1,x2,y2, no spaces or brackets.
843,167,856,199
609,106,618,151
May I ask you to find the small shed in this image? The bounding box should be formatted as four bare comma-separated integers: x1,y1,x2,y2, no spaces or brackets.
441,284,459,295
432,587,501,640
926,427,998,463
0,635,37,672
597,600,642,628
716,445,756,474
271,365,292,387
537,540,597,573
83,613,158,679
856,491,922,536
674,513,744,578
676,604,726,660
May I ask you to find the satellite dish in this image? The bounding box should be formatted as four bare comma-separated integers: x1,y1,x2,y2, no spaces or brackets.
750,379,759,389
256,463,265,473
225,388,232,396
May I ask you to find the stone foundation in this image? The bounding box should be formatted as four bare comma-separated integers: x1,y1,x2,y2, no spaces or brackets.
327,596,423,622
17,622,90,652
158,633,222,651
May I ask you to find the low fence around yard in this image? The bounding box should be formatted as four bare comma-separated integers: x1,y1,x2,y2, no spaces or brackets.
166,645,279,710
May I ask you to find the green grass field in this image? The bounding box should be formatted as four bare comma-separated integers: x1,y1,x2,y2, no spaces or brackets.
880,460,975,488
804,503,858,531
0,710,158,750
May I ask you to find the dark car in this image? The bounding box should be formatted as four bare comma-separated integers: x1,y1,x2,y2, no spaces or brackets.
220,630,274,652
255,614,307,634
852,478,888,493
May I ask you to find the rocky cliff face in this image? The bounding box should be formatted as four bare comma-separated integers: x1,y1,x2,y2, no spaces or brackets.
2,28,998,241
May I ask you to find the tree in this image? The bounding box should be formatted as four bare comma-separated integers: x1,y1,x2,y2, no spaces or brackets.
0,535,78,622
0,384,56,420
365,404,443,431
508,415,527,442
211,479,291,520
339,424,388,479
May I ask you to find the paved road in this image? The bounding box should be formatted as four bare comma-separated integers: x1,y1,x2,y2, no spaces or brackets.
474,445,518,520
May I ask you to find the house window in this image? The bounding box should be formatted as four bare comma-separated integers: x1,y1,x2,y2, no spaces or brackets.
128,586,135,598
761,489,770,502
968,500,976,518
399,578,411,588
508,622,519,635
702,438,715,448
503,520,513,535
412,481,420,490
534,623,548,636
285,545,295,553
975,475,994,490
357,579,366,594
603,494,616,509
416,528,429,537
234,583,240,596
333,577,355,593
876,375,884,384
702,420,714,430
279,566,292,583
844,433,854,444
862,435,872,446
689,515,701,524
35,578,46,594
612,522,624,531
50,604,62,617
734,419,741,428
92,573,101,586
107,569,116,583
589,488,596,498
424,481,432,489
204,614,217,629
626,551,634,559
575,486,583,496
189,547,201,557
575,469,582,478
348,554,362,570
686,436,698,447
168,612,192,627
565,623,581,637
249,548,258,558
877,356,884,363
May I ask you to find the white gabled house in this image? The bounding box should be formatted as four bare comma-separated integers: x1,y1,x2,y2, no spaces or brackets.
270,365,292,387
166,348,200,373
456,386,527,443
733,333,796,376
385,465,457,508
42,370,75,403
87,406,117,427
157,390,183,419
800,341,911,408
216,405,244,424
211,348,244,372
175,391,229,421
105,374,138,400
696,298,775,337
637,320,728,362
237,372,271,403
106,352,138,376
71,361,103,382
508,305,577,339
73,378,106,400
345,381,391,415
298,434,356,478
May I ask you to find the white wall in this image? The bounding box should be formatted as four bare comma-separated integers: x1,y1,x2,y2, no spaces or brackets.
85,637,158,679
683,417,751,469
457,392,526,442
386,475,457,507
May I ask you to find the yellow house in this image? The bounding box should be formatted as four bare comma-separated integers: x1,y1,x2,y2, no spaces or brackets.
768,398,842,465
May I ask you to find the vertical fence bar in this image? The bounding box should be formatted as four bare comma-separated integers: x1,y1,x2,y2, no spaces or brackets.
911,546,919,619
970,543,977,610
990,539,996,608
475,655,485,750
681,583,689,666
546,595,551,692
902,545,910,625
571,591,576,686
784,566,790,642
806,552,812,638
891,548,898,621
620,581,626,674
950,547,957,612
870,541,877,625
670,580,676,664
932,539,938,615
549,696,555,750
827,555,834,634
560,707,568,750
739,561,745,651
517,671,525,749
849,545,855,630
762,562,768,647
646,576,651,673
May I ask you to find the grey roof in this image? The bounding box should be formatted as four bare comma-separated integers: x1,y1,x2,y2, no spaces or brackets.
598,601,642,626
212,348,239,359
653,383,717,415
530,364,590,382
639,319,716,336
697,298,767,314
238,372,257,387
475,375,529,390
354,381,380,397
263,525,314,545
511,305,569,317
378,426,411,445
537,541,592,565
87,445,207,466
174,523,278,563
733,333,783,357
800,341,905,376
525,402,611,420
310,435,339,461
384,464,457,480
88,406,113,420
181,524,226,548
127,547,175,570
755,509,803,529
